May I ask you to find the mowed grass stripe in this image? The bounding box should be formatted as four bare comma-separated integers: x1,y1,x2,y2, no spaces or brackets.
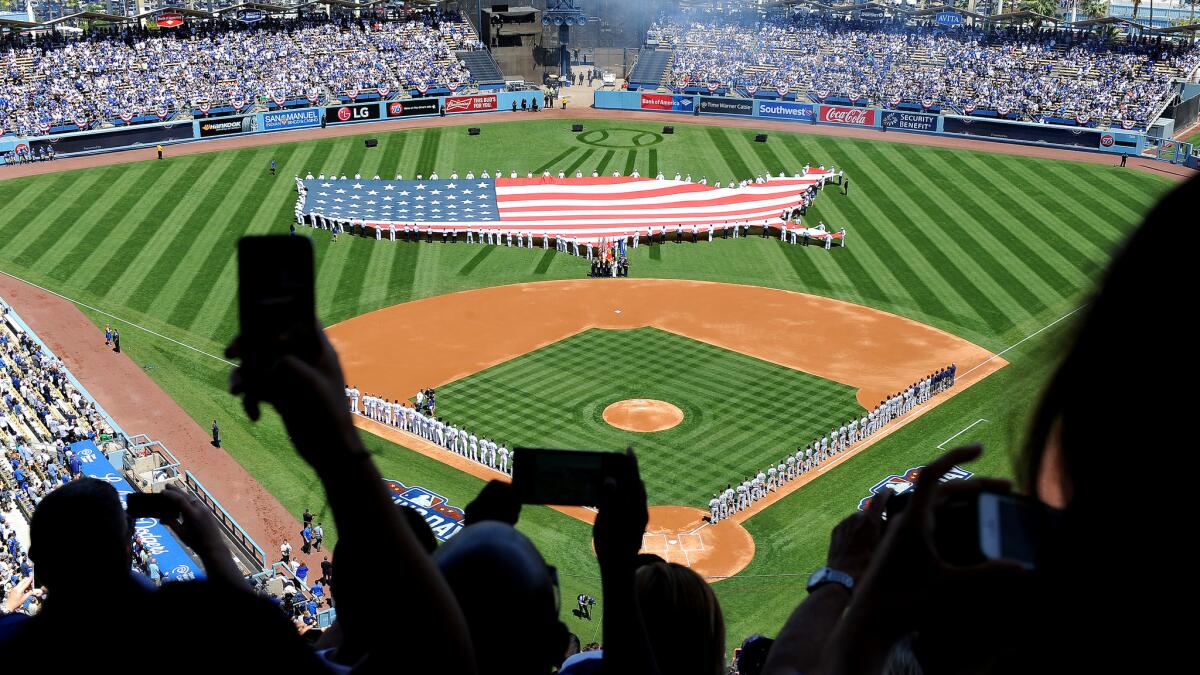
932,152,1085,296
803,137,960,327
413,127,443,177
800,189,900,306
534,147,576,175
40,163,158,281
164,147,273,333
72,161,196,298
117,152,243,311
706,126,753,180
891,148,1053,316
623,150,637,176
564,148,596,176
149,145,313,320
595,150,615,175
189,145,316,341
847,143,1014,333
9,168,115,269
949,153,1107,278
0,174,82,241
1018,159,1142,240
970,157,1113,267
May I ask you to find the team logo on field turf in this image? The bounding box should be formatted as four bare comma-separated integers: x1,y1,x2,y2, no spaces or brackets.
383,479,465,541
857,466,974,512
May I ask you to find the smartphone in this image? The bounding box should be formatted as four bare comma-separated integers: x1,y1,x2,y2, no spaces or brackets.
237,236,320,370
979,492,1055,570
125,492,181,525
512,448,630,506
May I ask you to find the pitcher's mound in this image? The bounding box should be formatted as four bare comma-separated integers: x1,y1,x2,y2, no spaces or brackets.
639,506,755,581
603,399,684,432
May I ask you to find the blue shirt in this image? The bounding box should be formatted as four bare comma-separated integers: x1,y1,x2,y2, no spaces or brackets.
296,564,308,581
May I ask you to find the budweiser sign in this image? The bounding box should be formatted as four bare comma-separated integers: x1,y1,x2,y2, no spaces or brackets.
444,95,497,114
819,106,876,127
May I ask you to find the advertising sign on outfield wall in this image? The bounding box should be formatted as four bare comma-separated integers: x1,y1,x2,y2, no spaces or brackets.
263,108,321,131
698,96,753,116
640,93,694,112
819,105,877,127
942,116,1099,149
758,100,815,121
386,98,440,117
30,122,193,154
198,115,258,137
881,110,938,132
445,94,498,114
326,102,381,125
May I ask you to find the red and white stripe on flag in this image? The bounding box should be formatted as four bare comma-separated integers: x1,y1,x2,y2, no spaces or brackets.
490,176,823,237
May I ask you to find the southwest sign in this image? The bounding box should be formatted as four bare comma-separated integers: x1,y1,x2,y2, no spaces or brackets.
758,100,815,121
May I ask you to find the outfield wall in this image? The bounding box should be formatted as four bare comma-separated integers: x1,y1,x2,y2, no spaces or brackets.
595,91,1147,157
0,90,1148,164
0,91,551,164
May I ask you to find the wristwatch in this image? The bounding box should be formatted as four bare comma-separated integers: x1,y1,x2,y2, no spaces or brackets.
807,566,855,593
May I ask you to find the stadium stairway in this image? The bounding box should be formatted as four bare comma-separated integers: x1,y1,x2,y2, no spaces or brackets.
627,47,673,89
458,50,505,86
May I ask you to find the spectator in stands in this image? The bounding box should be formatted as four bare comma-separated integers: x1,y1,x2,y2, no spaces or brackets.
227,321,476,672
791,176,1196,675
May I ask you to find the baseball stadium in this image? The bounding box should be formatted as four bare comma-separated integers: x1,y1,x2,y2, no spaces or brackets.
0,0,1195,672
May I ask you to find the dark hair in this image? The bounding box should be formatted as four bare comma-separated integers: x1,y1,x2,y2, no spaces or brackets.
634,561,725,675
29,477,131,597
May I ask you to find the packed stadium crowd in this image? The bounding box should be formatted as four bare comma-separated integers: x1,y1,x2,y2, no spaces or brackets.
0,173,1189,673
0,11,480,138
712,366,957,522
650,14,1200,126
0,296,123,616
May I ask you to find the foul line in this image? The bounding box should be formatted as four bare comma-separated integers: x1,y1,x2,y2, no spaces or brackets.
937,418,988,449
960,305,1085,379
0,270,235,367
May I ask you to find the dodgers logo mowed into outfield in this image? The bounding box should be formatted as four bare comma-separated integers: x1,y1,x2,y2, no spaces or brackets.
384,479,465,541
577,128,664,148
857,465,974,512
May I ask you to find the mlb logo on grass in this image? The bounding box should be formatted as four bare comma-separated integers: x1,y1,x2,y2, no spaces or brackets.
858,465,973,511
384,479,465,541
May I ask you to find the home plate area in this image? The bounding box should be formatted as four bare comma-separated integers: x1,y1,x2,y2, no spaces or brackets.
637,506,755,579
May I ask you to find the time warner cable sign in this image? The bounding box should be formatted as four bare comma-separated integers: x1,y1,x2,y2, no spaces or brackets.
263,108,321,131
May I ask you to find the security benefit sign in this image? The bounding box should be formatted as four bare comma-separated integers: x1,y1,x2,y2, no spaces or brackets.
881,110,938,133
387,98,439,118
384,478,465,541
699,96,753,116
327,102,381,125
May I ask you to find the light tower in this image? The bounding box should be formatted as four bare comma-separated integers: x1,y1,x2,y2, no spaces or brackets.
541,0,586,79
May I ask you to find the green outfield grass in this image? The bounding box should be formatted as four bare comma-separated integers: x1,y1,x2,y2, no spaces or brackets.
0,117,1174,643
436,327,863,505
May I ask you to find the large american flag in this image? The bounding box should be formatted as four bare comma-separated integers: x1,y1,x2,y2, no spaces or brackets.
300,173,830,240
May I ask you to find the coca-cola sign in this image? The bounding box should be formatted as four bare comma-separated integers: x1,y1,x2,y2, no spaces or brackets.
819,105,876,127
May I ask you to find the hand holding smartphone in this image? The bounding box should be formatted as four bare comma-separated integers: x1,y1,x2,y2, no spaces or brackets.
511,448,632,506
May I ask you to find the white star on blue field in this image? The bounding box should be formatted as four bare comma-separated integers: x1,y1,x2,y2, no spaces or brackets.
303,179,501,222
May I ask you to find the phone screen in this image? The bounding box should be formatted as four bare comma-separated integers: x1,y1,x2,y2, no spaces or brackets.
979,493,1048,569
237,236,319,369
125,492,181,525
512,448,627,506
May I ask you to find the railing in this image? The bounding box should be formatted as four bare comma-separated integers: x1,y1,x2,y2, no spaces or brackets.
184,470,269,572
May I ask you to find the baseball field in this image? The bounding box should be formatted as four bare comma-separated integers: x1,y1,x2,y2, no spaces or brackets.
0,117,1174,641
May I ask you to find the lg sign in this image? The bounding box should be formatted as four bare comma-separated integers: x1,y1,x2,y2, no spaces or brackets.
327,103,380,125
